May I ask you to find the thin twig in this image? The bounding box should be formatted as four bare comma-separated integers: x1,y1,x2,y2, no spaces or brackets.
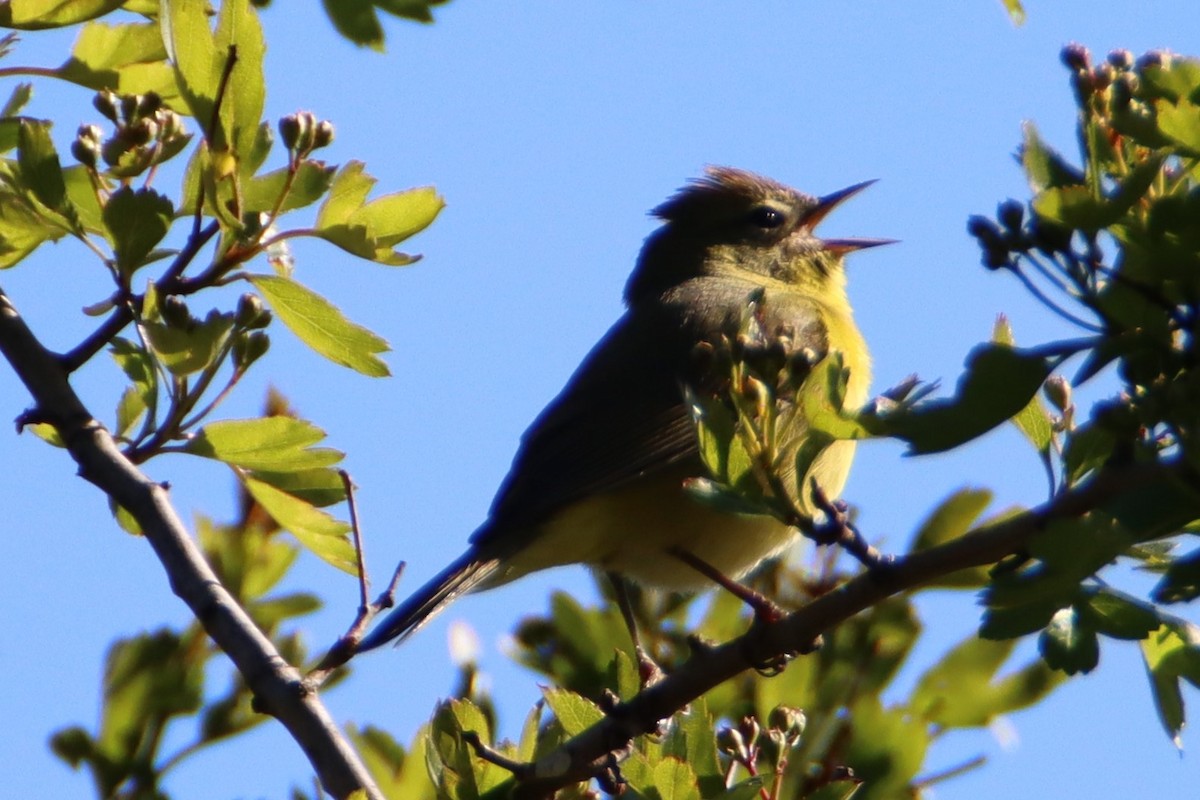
340,469,371,611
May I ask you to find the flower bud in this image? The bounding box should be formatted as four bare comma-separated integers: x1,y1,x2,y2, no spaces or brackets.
768,704,806,746
136,91,163,119
1043,374,1072,413
716,727,749,760
232,330,270,369
119,93,140,124
313,119,335,149
1107,49,1134,70
1061,43,1090,72
71,138,98,168
1137,50,1164,70
93,90,120,123
997,199,1024,232
235,293,265,327
160,295,191,328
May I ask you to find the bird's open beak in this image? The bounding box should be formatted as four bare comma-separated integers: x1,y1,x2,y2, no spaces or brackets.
803,179,898,255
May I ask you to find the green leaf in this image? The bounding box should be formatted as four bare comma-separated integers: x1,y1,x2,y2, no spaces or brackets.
55,22,179,101
17,119,66,211
249,273,391,376
1140,624,1191,746
1020,122,1084,192
315,161,442,265
241,161,336,213
1034,155,1165,231
62,166,104,233
541,687,604,737
651,758,701,800
97,630,204,764
160,0,219,128
1154,547,1200,603
0,82,32,119
241,476,355,573
1082,588,1162,640
244,467,347,507
1038,606,1099,674
992,317,1054,452
142,309,234,376
0,0,123,29
102,187,173,274
999,0,1025,24
214,0,266,160
183,416,343,471
914,634,1065,728
0,187,66,266
1156,99,1200,156
250,592,321,630
882,343,1051,455
322,0,385,50
908,488,993,588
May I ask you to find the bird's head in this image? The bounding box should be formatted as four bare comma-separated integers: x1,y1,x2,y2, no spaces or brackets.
625,166,891,304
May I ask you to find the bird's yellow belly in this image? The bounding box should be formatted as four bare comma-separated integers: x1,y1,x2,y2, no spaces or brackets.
502,438,857,590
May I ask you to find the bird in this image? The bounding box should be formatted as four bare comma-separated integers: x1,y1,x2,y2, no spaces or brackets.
358,166,886,654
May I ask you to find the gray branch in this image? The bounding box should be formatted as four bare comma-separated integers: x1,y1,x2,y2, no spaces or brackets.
0,287,383,800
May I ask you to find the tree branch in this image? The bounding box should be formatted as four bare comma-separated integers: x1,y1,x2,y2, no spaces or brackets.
0,286,383,800
508,458,1173,799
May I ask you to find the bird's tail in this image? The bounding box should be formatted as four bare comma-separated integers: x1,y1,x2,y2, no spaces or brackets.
357,550,501,651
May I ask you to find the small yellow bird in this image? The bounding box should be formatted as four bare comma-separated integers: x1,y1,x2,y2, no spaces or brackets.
359,167,884,652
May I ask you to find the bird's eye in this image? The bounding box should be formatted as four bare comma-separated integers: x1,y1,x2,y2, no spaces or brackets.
747,205,786,229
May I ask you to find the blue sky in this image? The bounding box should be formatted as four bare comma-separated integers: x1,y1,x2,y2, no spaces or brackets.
2,2,1199,798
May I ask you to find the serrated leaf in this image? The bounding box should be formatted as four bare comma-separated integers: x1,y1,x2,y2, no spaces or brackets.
241,476,355,573
250,273,391,376
184,416,343,471
1,82,32,120
315,161,442,264
241,161,336,213
0,189,65,266
652,758,701,800
17,119,66,211
541,687,603,737
883,343,1051,454
1039,606,1099,674
55,21,179,101
102,187,173,274
0,0,123,29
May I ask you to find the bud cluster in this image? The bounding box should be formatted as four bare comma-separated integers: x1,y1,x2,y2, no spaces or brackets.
1060,43,1179,150
279,111,334,159
73,90,189,177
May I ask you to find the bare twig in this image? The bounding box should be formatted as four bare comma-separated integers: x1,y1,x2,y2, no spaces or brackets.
341,469,371,610
0,286,383,800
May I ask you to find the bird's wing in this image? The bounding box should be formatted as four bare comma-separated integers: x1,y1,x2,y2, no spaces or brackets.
472,277,829,546
473,306,698,542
